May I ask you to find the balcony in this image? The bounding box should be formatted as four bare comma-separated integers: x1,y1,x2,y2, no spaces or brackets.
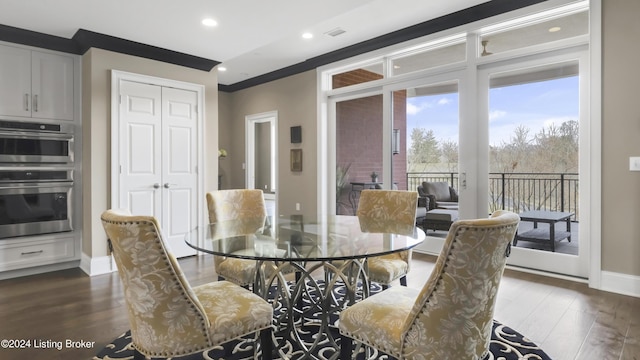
407,172,579,255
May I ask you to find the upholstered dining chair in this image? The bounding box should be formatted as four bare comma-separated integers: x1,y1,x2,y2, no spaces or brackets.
101,209,273,360
356,189,418,288
206,189,269,286
206,189,299,287
339,210,520,360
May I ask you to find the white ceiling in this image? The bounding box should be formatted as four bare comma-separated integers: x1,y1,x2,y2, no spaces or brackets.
0,0,490,85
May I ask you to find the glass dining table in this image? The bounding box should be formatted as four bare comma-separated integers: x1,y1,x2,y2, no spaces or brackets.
185,214,425,359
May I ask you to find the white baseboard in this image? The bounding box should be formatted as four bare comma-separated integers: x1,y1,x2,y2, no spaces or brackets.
413,235,445,255
600,271,640,298
80,252,115,276
416,247,639,298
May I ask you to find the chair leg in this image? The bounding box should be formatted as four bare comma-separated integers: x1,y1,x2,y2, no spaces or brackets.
260,326,273,360
295,271,304,314
340,334,353,359
400,275,407,286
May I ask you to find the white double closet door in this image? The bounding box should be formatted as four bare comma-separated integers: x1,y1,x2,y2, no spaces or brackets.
117,80,199,257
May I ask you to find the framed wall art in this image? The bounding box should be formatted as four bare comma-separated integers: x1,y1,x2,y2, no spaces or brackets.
290,149,302,172
290,126,302,143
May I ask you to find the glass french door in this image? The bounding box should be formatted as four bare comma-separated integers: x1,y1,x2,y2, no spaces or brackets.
327,50,589,278
387,73,464,253
329,71,467,254
478,49,589,278
333,92,384,216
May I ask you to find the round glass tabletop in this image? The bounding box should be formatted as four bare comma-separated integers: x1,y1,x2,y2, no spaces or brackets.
185,214,425,262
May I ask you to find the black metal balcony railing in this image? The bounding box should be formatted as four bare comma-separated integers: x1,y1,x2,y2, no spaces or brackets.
407,172,579,222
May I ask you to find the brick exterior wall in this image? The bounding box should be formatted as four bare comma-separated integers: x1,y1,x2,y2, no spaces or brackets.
334,69,408,214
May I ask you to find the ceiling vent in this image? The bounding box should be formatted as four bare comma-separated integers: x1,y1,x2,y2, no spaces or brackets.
325,28,346,37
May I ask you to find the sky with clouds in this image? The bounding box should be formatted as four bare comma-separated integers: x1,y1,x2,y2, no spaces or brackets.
405,76,579,148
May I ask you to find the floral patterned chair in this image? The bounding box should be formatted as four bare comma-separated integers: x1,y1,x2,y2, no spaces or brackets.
206,189,297,287
206,189,269,286
101,209,273,360
339,210,520,360
356,189,418,288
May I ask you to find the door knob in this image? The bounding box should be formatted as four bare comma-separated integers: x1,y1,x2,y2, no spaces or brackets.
153,183,160,189
164,183,173,188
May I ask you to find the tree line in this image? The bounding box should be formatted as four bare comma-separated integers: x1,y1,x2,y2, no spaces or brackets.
408,120,579,174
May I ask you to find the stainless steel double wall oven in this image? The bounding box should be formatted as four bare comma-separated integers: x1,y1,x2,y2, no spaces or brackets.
0,120,74,238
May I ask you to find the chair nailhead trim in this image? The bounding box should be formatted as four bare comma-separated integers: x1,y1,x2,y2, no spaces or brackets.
104,217,214,355
344,331,403,358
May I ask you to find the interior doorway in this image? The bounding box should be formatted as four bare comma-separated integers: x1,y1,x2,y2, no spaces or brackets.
246,112,278,211
110,71,204,258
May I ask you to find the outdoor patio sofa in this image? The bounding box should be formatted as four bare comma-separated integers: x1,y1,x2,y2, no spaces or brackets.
417,181,459,232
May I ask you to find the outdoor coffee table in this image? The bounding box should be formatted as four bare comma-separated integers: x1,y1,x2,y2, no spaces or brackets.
513,210,574,252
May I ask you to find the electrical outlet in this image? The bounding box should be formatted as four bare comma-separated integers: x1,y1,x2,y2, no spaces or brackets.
630,157,640,171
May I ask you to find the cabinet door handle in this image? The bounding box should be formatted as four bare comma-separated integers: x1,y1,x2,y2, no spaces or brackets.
24,93,29,111
21,250,44,256
33,94,38,112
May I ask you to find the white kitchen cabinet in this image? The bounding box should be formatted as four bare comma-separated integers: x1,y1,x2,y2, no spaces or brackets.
0,42,80,280
0,44,74,121
0,236,77,272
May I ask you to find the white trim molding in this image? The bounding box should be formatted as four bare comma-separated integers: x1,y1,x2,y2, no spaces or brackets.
600,271,640,298
80,252,115,276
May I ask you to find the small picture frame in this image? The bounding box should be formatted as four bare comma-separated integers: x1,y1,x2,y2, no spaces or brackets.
290,126,302,143
290,149,302,172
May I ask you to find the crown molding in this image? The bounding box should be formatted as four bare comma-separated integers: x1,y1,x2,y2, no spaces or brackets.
72,29,218,71
0,24,80,54
0,25,219,72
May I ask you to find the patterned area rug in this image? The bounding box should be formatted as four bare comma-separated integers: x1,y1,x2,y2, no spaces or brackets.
93,282,552,360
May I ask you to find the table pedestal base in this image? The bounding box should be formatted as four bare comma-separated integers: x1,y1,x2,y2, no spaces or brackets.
255,259,370,359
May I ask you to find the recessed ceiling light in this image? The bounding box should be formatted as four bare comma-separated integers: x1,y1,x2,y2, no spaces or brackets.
302,32,313,39
218,66,227,72
548,26,561,33
202,18,218,27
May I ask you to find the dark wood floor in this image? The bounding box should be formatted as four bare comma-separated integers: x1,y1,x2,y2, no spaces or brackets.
0,253,637,360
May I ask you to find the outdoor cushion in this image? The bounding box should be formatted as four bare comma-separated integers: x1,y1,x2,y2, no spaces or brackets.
435,201,459,210
425,209,458,222
423,181,452,201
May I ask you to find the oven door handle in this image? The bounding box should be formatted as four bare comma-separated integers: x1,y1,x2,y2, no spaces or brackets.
0,130,73,141
0,181,73,191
